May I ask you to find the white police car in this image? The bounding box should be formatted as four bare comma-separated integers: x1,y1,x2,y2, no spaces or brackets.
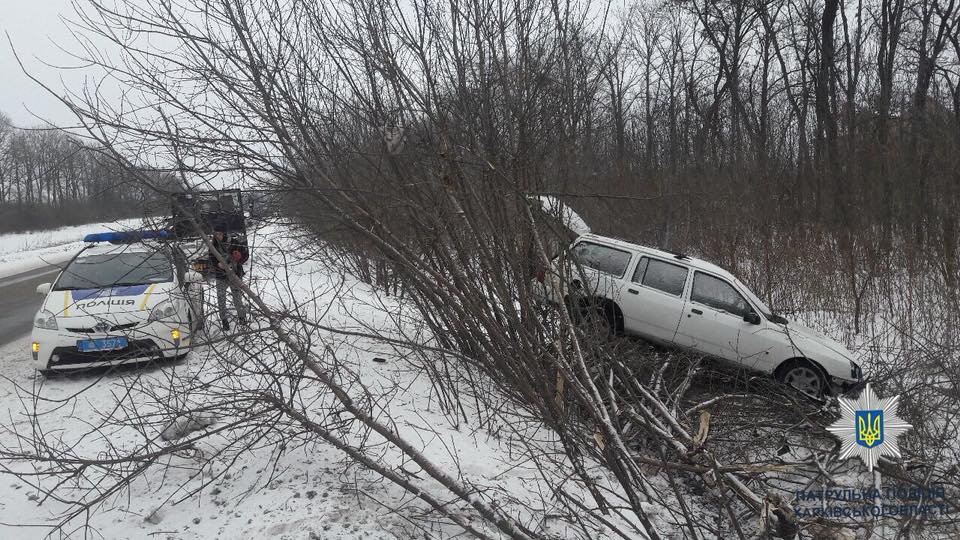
30,231,204,372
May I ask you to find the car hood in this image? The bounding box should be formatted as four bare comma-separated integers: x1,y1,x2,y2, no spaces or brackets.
45,282,174,318
781,320,856,364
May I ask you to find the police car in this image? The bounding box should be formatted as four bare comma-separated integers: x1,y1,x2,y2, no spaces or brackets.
30,231,204,372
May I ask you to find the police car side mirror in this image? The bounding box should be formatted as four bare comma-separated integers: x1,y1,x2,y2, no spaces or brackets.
184,271,203,284
36,283,51,295
743,311,761,325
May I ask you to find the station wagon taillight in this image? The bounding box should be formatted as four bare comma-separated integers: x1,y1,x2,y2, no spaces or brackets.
535,268,546,283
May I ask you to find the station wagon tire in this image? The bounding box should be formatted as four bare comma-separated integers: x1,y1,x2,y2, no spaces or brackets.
583,307,613,337
567,297,620,338
777,359,828,398
598,301,624,335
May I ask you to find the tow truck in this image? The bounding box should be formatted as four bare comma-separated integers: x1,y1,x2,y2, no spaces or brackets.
167,188,250,277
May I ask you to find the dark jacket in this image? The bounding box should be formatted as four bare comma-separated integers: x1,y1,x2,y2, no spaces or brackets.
209,234,249,279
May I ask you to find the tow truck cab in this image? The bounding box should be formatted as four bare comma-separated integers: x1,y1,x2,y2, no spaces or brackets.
168,189,249,276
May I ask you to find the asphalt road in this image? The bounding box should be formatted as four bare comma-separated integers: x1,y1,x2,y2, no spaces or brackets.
0,264,60,347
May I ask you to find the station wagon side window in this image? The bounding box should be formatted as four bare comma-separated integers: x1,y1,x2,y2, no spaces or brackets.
634,257,688,296
570,242,633,277
691,272,752,317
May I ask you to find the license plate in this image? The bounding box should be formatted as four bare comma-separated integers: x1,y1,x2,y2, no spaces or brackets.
77,337,129,352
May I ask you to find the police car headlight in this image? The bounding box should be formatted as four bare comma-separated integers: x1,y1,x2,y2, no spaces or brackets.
34,310,58,331
148,300,177,323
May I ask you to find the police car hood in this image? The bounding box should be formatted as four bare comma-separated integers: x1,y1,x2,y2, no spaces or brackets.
47,282,175,319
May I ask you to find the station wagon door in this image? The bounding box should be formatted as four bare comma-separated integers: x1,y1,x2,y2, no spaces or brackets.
619,257,689,342
674,271,753,362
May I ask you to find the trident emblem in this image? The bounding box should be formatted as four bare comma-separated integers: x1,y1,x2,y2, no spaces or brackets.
827,384,910,472
855,410,884,448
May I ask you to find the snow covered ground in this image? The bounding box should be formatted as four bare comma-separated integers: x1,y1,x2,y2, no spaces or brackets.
0,224,642,539
3,216,937,539
0,219,144,279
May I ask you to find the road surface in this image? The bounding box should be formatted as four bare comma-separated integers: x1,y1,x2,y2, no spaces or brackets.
0,264,60,347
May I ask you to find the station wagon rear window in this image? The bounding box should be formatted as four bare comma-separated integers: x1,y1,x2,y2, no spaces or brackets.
570,242,632,277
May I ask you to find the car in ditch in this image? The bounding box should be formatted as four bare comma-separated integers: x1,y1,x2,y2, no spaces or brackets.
30,231,205,372
534,233,863,396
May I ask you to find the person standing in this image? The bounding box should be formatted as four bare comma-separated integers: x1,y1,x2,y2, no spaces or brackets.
209,223,249,330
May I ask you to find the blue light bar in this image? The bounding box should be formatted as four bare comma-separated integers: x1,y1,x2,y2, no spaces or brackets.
83,230,171,244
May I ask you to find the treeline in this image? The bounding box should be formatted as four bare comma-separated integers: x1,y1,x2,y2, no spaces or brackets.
0,111,156,232
498,0,960,255
222,0,960,310
276,0,960,262
552,0,960,309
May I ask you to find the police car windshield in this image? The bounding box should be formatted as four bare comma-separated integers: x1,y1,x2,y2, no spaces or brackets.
54,252,172,290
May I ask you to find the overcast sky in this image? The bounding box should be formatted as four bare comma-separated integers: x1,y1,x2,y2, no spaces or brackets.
0,0,100,128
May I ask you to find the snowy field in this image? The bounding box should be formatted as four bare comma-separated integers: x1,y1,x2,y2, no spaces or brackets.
0,219,144,279
0,224,642,539
2,218,938,539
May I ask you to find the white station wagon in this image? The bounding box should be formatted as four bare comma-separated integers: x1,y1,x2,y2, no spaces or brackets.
536,234,863,396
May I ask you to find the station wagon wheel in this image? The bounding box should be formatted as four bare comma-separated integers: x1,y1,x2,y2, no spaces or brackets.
778,360,827,397
583,308,612,337
574,298,615,338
